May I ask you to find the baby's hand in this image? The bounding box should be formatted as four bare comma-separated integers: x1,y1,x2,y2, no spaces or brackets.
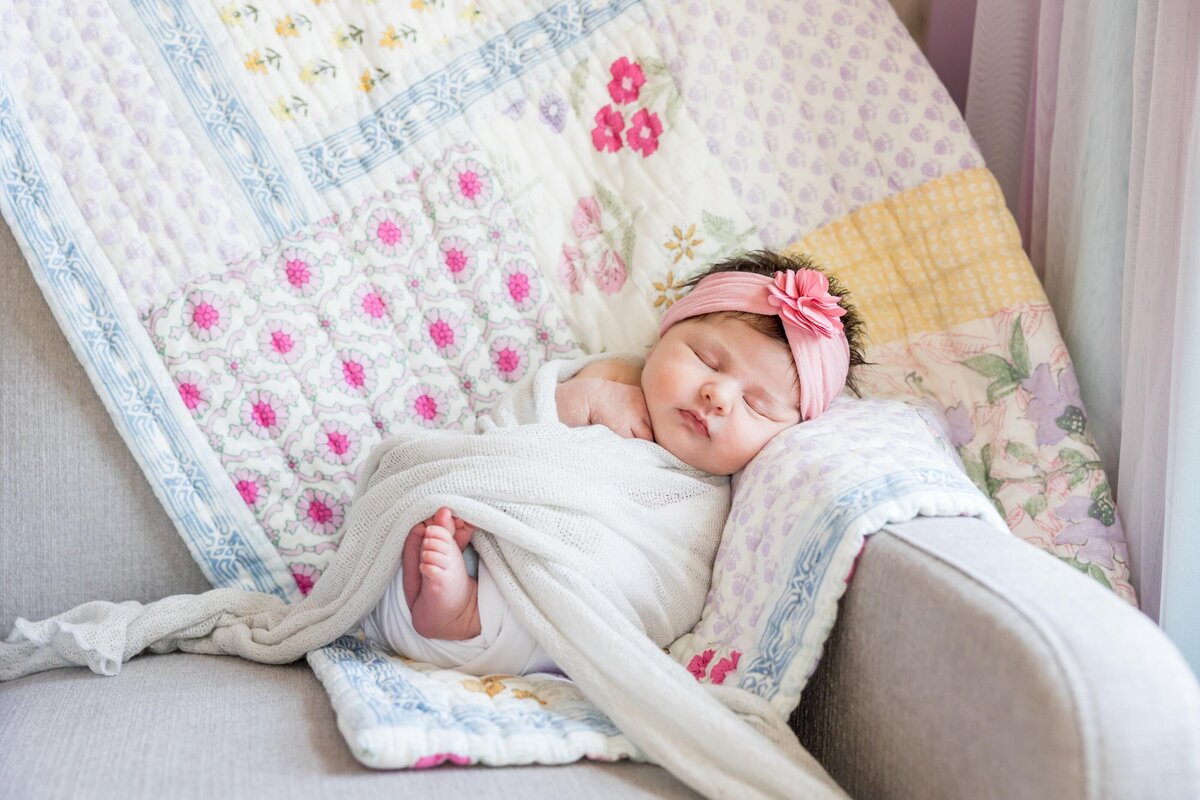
557,377,654,441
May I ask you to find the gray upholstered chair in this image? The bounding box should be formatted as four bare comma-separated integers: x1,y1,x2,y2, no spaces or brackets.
3,217,1198,799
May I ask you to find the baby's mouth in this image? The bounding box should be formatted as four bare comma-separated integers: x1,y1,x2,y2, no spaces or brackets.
680,409,709,437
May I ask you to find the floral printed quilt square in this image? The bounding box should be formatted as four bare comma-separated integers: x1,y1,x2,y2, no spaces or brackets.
142,143,580,592
468,10,762,355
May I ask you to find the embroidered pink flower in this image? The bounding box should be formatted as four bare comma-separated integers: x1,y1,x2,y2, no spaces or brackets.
366,208,412,256
558,244,587,294
425,309,464,358
490,336,527,382
318,421,359,465
291,563,322,596
335,350,375,394
571,197,603,241
241,389,287,439
258,320,303,365
591,105,624,153
502,261,539,311
687,649,716,681
183,291,229,342
449,158,492,209
278,247,319,297
407,384,449,428
174,371,211,416
592,249,628,295
439,236,475,281
709,651,741,685
353,283,390,325
607,56,646,104
766,269,847,338
625,108,663,158
231,469,267,510
297,489,345,536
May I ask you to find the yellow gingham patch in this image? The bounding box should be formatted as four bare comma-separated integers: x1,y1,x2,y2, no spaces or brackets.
790,167,1047,348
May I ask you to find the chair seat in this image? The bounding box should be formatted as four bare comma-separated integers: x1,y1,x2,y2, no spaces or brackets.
0,653,699,800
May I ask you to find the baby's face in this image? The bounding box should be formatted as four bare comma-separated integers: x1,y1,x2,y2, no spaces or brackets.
641,316,801,475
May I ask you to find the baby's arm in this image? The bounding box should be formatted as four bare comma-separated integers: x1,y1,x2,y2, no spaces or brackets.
556,359,654,440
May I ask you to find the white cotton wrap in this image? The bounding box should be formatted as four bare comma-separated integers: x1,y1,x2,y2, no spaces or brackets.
357,355,729,675
0,356,849,800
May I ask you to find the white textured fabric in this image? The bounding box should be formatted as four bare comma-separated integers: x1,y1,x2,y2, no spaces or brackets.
0,355,847,800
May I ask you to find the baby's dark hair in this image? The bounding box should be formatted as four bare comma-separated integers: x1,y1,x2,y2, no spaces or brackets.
684,249,868,397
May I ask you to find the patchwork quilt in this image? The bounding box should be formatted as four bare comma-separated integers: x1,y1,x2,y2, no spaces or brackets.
0,0,1131,774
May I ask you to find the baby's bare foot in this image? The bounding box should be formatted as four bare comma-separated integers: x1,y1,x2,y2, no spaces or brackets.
410,524,481,640
402,521,427,611
431,506,476,550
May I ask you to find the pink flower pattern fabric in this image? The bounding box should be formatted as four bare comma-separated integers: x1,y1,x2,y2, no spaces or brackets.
143,145,580,588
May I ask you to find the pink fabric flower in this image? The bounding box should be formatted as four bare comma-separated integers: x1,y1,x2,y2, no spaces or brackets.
232,469,266,509
502,261,539,311
318,421,359,465
240,389,287,439
298,489,344,536
709,651,741,685
291,564,322,596
687,649,716,681
407,384,448,427
766,269,847,338
625,108,663,158
490,336,527,382
592,249,628,295
591,105,624,153
571,197,603,241
607,56,646,104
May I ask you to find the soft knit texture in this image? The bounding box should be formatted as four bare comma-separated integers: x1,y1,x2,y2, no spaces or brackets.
0,355,848,800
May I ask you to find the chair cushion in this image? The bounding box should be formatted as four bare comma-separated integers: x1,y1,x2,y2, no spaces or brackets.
0,654,699,799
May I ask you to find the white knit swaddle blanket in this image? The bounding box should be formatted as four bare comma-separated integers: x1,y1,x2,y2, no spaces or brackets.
0,355,849,799
359,355,730,669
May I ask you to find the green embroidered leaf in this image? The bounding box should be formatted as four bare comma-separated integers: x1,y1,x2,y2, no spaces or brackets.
980,444,1004,496
1005,441,1039,465
620,224,636,269
665,90,683,127
986,379,1021,404
1058,448,1089,467
594,182,622,220
1010,315,1030,379
963,354,1020,383
1087,563,1114,591
702,210,736,243
640,57,670,77
1068,467,1090,489
959,449,986,490
1023,495,1048,518
568,59,589,117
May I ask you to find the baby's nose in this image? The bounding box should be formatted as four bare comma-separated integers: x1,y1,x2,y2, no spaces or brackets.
702,380,734,414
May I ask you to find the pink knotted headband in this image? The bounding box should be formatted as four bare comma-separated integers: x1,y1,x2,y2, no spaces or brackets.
658,269,850,421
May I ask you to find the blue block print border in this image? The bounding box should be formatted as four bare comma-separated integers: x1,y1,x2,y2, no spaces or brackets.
128,0,311,240
322,636,626,737
738,469,984,702
0,71,295,602
298,0,642,192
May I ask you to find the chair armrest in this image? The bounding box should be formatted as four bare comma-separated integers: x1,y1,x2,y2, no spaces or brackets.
791,515,1200,800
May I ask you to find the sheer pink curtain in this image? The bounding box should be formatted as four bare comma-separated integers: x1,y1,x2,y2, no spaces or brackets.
967,0,1200,643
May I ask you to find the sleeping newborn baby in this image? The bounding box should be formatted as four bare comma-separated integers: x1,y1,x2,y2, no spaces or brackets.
362,249,865,675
